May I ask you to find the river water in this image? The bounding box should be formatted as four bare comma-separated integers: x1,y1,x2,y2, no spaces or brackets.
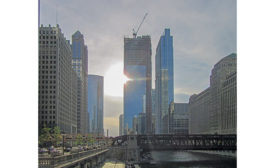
100,151,236,168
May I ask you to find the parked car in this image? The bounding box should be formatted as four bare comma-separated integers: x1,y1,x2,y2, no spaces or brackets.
50,148,61,157
39,148,48,154
64,147,71,152
70,147,80,154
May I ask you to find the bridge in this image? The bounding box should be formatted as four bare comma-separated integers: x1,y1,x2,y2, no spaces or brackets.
112,134,236,151
39,148,109,168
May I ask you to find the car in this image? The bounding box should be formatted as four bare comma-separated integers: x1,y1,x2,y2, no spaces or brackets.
50,149,61,157
70,147,80,154
39,148,48,154
64,147,71,152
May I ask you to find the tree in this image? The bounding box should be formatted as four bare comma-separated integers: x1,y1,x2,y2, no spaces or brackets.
86,134,95,146
52,126,62,147
39,126,52,147
76,134,83,145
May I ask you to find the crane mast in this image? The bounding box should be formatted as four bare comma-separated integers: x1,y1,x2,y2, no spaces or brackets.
133,13,148,38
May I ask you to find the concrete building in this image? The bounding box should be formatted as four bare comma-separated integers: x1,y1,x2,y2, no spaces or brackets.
39,24,77,134
221,72,237,134
71,31,89,134
124,35,152,134
87,75,104,136
155,29,174,134
209,53,237,134
119,114,124,136
189,88,211,134
169,103,189,134
188,53,237,134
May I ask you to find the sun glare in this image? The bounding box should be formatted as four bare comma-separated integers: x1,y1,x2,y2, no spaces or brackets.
104,62,130,97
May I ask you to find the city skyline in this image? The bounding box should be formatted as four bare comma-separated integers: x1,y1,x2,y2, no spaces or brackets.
40,0,236,136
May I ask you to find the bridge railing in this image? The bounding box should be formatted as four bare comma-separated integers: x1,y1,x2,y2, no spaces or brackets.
38,147,108,168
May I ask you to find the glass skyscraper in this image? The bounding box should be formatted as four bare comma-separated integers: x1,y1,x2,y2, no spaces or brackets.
124,35,152,134
87,75,104,135
72,31,89,134
155,29,174,134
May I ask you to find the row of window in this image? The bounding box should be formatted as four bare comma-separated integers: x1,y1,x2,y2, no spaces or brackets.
40,70,56,74
41,110,55,114
39,76,56,79
41,115,56,119
40,85,56,89
39,56,57,60
40,80,56,84
40,100,56,104
40,105,56,109
40,121,56,125
39,41,57,44
40,60,56,64
39,65,56,69
39,30,56,34
40,95,56,99
39,35,57,39
40,50,57,54
40,90,56,94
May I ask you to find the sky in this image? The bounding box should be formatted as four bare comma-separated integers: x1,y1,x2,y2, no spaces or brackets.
40,0,236,137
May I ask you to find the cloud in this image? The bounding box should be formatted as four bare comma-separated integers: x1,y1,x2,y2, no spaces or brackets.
104,117,119,137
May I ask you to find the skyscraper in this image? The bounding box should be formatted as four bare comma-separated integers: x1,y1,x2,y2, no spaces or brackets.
39,24,78,134
87,75,104,135
124,35,152,134
155,29,174,134
71,31,89,134
119,114,124,136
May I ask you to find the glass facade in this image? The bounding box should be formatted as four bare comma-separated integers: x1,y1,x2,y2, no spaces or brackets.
124,36,152,134
155,29,174,134
124,65,146,132
87,75,104,135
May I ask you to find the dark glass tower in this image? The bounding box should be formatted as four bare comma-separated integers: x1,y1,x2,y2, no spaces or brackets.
124,35,152,134
155,29,174,134
72,31,89,134
87,75,104,136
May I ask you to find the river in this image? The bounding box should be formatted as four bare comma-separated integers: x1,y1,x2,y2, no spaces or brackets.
100,151,236,168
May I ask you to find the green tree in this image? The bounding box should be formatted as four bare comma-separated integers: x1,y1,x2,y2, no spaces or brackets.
76,134,83,145
52,126,62,147
86,134,95,146
39,126,52,147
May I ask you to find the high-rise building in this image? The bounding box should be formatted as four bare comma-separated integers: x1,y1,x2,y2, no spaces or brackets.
155,29,174,134
209,53,237,134
87,75,104,136
124,35,152,134
151,89,156,134
169,103,189,134
221,72,237,134
119,114,124,136
71,31,89,134
39,24,78,134
188,53,237,134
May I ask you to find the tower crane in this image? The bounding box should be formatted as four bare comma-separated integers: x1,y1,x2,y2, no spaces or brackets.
133,13,148,38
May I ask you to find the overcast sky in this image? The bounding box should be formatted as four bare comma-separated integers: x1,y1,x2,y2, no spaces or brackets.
40,0,236,136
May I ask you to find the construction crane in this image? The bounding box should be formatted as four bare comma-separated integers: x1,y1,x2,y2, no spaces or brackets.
133,13,148,38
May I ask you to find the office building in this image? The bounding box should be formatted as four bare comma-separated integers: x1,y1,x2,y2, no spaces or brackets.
124,35,152,134
221,72,237,134
71,31,89,134
209,53,237,134
169,103,189,134
87,75,104,135
155,29,174,134
188,53,237,134
119,114,124,136
189,88,211,134
39,24,77,134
